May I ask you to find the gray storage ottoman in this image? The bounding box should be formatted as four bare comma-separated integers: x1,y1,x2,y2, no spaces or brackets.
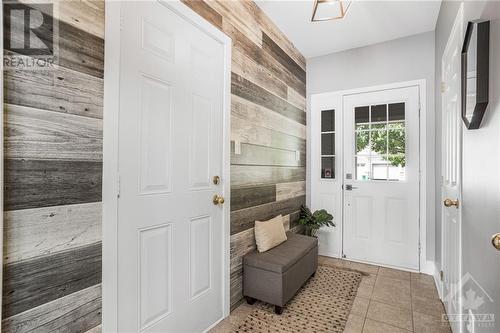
243,232,318,314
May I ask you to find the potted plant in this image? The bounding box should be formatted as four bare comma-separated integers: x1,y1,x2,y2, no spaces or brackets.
297,205,335,237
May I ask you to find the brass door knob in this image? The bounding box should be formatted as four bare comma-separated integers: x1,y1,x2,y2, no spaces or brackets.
443,198,459,208
213,194,225,206
492,233,500,251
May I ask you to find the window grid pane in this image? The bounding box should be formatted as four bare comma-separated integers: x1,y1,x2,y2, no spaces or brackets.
321,109,336,179
354,103,406,182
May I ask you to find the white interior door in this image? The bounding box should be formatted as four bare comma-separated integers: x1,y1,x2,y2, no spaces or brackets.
117,2,225,332
343,87,420,270
441,6,463,333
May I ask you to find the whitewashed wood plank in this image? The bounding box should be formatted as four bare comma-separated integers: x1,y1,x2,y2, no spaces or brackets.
58,1,105,39
231,165,305,187
287,86,307,111
3,203,102,264
5,104,102,161
276,181,306,201
232,95,306,140
85,324,102,333
2,284,101,333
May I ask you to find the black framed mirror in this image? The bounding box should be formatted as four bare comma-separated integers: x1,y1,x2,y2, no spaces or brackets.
461,20,490,129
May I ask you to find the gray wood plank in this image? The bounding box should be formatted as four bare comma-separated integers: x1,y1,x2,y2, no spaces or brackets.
231,142,305,167
4,203,102,264
231,165,305,187
5,104,102,161
230,195,306,235
4,55,104,119
2,242,102,318
262,32,306,84
230,184,276,211
232,47,288,100
231,73,306,125
57,17,105,78
4,4,104,78
276,181,306,201
2,284,101,333
4,159,102,211
232,95,306,140
223,21,306,97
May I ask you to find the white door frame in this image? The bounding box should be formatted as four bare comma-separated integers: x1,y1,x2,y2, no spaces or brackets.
102,1,232,331
309,79,430,273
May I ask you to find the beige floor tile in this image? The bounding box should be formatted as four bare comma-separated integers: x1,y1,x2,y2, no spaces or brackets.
411,279,439,300
345,261,380,275
209,318,235,333
411,294,446,319
361,273,377,286
319,255,345,267
351,296,370,317
362,318,412,333
344,313,366,333
366,301,413,331
227,303,254,327
411,272,435,286
413,311,452,333
356,282,374,299
378,267,411,281
371,276,411,309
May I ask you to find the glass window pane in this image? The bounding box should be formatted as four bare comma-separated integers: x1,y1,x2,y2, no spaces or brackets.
370,129,388,157
388,129,405,155
388,121,405,130
388,155,406,181
389,102,405,121
321,109,335,132
355,155,370,180
371,155,388,181
321,157,335,179
355,106,369,125
371,104,387,123
321,133,335,155
356,131,369,154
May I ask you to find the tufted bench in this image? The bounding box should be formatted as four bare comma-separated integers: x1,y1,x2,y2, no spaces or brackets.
243,232,318,314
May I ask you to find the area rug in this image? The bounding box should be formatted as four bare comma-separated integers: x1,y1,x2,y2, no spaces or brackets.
234,265,363,333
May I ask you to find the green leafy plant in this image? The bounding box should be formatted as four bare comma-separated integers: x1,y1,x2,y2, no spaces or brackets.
298,205,335,237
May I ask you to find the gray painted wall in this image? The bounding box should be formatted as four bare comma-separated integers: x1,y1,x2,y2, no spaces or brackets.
306,32,436,263
435,2,500,330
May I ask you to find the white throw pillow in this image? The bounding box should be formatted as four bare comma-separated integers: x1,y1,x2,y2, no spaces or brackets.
254,215,287,252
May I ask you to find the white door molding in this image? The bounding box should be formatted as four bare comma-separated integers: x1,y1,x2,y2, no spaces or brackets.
309,79,430,273
102,1,231,331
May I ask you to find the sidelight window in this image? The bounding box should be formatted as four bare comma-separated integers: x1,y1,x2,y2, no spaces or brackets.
321,109,335,179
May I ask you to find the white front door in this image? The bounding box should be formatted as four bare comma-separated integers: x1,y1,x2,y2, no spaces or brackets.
343,87,420,270
441,6,463,333
117,1,225,332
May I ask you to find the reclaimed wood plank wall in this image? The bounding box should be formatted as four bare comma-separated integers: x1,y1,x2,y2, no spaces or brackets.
2,1,104,332
182,0,307,309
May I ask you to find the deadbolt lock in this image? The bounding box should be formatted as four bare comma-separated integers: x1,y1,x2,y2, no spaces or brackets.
213,175,221,185
443,198,459,208
492,233,500,251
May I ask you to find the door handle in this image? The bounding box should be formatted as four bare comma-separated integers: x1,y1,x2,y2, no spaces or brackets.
213,194,225,206
492,233,500,251
443,198,459,208
345,184,358,191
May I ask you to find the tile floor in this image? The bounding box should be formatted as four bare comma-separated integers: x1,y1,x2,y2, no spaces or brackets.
210,256,451,333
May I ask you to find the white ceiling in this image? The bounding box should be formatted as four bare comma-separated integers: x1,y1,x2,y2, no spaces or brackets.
256,0,442,59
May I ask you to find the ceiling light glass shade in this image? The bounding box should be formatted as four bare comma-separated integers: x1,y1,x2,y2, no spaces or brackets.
312,0,351,22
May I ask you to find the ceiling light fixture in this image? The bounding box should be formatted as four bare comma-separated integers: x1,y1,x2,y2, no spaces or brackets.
311,0,351,22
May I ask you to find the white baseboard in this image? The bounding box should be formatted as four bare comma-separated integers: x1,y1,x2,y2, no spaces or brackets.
318,250,340,258
422,260,435,275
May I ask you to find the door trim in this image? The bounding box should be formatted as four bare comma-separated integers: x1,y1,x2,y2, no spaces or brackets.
102,1,232,331
309,79,431,273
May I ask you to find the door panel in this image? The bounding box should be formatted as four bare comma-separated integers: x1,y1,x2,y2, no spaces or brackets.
343,87,420,270
118,2,225,332
441,7,463,333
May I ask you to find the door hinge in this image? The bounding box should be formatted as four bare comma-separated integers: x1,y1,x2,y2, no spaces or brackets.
117,174,121,198
440,270,444,281
441,81,446,93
